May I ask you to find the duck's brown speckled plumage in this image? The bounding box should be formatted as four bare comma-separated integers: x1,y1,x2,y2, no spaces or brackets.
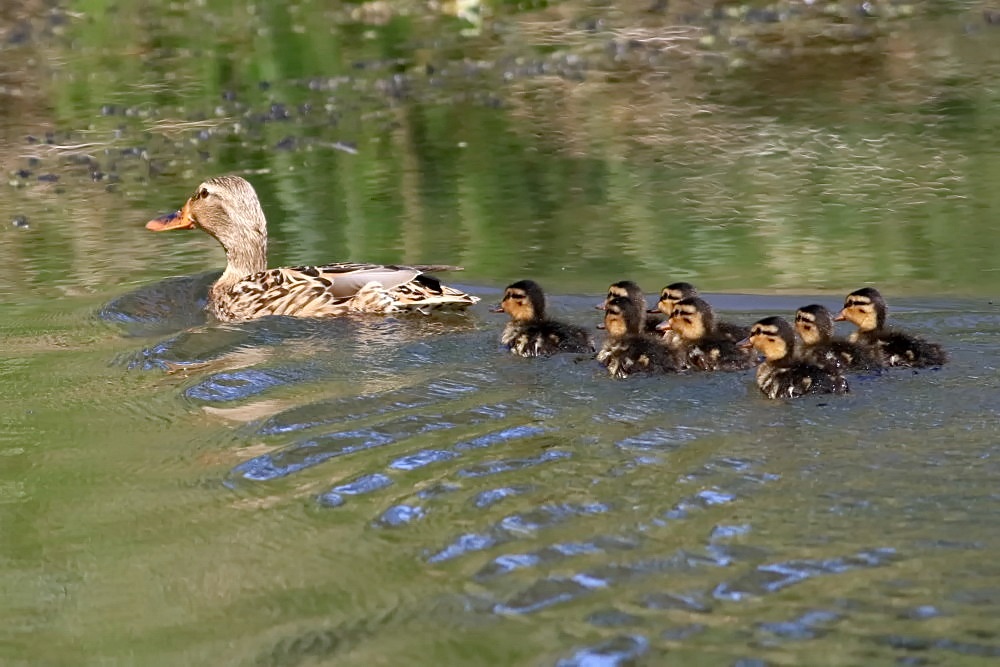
598,296,683,378
743,316,849,399
146,175,478,322
835,287,947,368
795,304,882,372
494,280,594,357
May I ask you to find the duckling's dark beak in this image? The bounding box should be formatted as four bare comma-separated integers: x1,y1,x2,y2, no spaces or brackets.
489,304,504,313
646,307,660,314
146,199,196,231
595,322,606,330
833,309,847,322
736,336,752,350
594,302,607,311
655,319,672,331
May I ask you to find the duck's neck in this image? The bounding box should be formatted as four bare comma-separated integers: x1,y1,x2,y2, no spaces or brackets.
210,222,268,301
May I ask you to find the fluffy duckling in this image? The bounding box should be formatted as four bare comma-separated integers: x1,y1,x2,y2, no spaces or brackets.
835,288,947,368
595,280,663,334
741,316,849,399
795,304,882,372
598,296,683,378
652,282,748,343
659,297,754,371
493,280,595,357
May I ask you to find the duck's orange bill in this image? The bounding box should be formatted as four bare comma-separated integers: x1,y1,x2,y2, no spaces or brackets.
146,201,195,231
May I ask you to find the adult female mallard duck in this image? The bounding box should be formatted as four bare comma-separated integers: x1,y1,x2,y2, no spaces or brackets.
598,295,683,378
795,304,882,372
834,287,947,368
658,297,754,371
595,280,663,334
492,280,594,357
740,316,849,399
651,282,748,342
145,175,479,322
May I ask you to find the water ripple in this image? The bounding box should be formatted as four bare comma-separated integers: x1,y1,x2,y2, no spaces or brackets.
555,635,650,667
713,548,899,601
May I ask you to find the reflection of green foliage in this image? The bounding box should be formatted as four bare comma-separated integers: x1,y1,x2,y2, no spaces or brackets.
4,0,1000,298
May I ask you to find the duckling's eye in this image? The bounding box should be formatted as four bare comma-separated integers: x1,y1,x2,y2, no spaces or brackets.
683,317,693,324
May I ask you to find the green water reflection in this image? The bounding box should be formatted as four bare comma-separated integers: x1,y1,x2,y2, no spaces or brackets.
1,0,999,300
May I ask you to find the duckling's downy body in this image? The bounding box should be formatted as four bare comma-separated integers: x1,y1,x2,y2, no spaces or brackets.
835,288,947,368
743,317,849,399
795,304,882,372
494,280,595,357
660,297,754,371
146,175,478,322
653,282,748,344
598,296,683,378
597,280,663,334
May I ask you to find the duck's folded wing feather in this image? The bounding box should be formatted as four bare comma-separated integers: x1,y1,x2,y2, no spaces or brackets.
299,264,423,297
224,264,474,319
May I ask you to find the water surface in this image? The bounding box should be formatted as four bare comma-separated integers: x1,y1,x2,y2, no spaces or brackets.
2,1,1000,665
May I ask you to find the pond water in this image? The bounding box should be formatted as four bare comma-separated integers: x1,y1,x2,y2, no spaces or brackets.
2,1,1000,665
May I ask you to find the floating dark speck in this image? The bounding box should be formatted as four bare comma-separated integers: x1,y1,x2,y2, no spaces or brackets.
275,136,297,150
258,80,271,90
269,103,290,120
100,104,118,116
6,20,31,45
12,215,29,229
37,173,59,182
222,90,237,101
15,169,31,178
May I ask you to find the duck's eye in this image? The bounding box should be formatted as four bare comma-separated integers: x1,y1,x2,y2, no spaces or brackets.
198,188,209,199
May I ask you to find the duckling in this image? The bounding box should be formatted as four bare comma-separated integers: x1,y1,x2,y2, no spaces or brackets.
651,282,749,343
741,316,849,399
659,297,754,371
598,296,684,378
834,287,947,368
596,280,663,334
492,280,595,357
795,304,882,372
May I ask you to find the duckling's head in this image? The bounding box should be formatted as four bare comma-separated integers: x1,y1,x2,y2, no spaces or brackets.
655,282,698,315
795,304,835,346
598,280,645,312
498,280,546,322
604,295,642,338
667,296,715,342
742,316,795,362
146,175,268,264
835,287,886,332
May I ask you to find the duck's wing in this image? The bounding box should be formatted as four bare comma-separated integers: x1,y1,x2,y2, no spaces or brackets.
220,264,478,320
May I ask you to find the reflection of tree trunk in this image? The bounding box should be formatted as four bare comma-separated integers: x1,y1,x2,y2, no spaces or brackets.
0,1,55,173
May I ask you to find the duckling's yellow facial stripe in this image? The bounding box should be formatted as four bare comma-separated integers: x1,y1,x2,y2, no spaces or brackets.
794,313,820,344
604,308,628,337
749,326,787,360
668,305,703,340
501,289,533,320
